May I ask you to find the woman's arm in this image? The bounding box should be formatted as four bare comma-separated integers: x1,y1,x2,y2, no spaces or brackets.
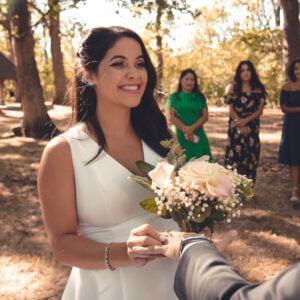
236,91,265,128
281,104,300,113
228,103,240,121
280,83,300,113
225,83,240,122
166,108,187,132
225,83,235,96
38,137,161,270
237,97,265,128
184,108,209,136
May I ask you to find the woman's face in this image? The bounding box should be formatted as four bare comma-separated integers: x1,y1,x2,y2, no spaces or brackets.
294,62,300,81
180,72,195,93
91,37,148,110
239,64,252,82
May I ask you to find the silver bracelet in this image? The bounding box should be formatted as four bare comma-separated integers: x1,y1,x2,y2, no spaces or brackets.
104,243,115,271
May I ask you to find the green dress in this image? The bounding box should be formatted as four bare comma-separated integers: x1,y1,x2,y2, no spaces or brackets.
166,91,212,162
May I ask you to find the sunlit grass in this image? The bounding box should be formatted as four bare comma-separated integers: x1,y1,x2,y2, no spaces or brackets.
0,256,70,299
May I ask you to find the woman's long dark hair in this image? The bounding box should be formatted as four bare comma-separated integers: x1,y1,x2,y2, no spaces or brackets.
287,57,300,82
176,68,205,98
233,60,267,97
70,26,171,159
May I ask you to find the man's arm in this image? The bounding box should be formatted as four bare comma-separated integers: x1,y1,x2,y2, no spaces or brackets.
176,241,300,300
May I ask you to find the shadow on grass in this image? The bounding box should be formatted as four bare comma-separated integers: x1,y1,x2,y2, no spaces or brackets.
0,139,47,258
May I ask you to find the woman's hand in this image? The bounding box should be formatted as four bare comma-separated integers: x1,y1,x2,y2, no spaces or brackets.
127,224,166,267
185,133,195,143
182,125,195,136
238,126,250,135
129,230,188,262
129,229,237,262
234,118,248,128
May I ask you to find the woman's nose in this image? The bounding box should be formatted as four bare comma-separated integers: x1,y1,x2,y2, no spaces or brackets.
126,66,139,79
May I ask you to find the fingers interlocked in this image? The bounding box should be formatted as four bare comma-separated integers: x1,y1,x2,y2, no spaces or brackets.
127,224,166,267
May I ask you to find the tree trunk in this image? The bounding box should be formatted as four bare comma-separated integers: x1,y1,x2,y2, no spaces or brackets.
13,79,21,102
48,0,67,105
0,80,4,105
0,16,22,103
281,0,300,68
271,0,281,27
9,0,59,139
155,2,163,102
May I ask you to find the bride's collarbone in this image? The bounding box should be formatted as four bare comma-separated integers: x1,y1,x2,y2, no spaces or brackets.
106,140,144,175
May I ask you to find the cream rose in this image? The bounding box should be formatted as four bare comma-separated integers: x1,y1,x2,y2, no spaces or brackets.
148,160,175,187
178,159,233,199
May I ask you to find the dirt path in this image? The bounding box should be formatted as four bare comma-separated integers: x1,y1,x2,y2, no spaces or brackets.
0,104,299,299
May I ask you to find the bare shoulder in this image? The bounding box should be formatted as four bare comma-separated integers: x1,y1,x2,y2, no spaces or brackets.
225,83,234,95
41,136,71,164
281,81,293,91
38,135,74,188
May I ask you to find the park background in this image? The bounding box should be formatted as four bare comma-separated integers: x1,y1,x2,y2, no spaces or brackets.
0,0,299,299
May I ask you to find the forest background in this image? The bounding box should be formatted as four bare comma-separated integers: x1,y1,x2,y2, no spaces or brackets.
0,0,299,137
0,0,300,299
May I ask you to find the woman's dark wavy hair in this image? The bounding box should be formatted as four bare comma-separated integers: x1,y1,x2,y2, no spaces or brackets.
287,57,300,82
70,26,171,159
233,60,267,97
176,68,205,98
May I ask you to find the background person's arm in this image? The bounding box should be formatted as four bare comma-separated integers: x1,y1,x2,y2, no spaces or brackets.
166,107,187,132
280,84,300,113
184,108,209,137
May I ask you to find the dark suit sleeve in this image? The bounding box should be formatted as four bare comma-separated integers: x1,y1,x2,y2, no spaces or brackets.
174,241,300,300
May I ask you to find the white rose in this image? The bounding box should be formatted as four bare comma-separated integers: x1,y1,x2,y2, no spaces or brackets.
148,160,175,187
178,160,233,199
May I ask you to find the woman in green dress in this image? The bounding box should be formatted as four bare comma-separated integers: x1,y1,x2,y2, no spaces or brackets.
166,69,212,162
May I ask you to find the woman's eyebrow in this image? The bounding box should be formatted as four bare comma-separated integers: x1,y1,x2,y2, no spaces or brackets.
109,55,125,61
109,55,144,62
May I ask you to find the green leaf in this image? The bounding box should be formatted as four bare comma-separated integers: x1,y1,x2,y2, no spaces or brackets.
192,207,211,223
140,198,158,214
166,151,177,165
160,206,171,219
160,139,173,149
136,161,155,179
140,198,171,218
211,209,228,221
238,179,254,197
170,141,180,154
129,175,153,191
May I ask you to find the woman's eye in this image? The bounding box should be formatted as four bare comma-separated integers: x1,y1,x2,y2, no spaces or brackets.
110,61,125,67
136,61,146,68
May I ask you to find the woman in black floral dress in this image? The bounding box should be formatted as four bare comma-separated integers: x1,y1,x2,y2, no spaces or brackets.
224,60,267,183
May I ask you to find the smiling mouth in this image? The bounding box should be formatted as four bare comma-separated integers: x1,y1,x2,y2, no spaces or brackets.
120,85,140,91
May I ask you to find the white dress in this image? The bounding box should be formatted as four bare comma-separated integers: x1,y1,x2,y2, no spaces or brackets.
61,124,179,300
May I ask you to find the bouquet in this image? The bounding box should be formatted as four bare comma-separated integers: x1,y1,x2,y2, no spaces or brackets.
129,139,253,233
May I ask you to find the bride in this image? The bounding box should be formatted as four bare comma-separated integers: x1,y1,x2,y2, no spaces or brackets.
38,26,179,299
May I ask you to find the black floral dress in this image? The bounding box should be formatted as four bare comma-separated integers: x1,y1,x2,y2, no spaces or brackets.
224,92,266,183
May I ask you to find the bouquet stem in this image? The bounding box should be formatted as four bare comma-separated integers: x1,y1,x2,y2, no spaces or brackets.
171,210,214,234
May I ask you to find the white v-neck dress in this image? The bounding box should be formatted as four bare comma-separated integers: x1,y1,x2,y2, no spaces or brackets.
60,124,178,300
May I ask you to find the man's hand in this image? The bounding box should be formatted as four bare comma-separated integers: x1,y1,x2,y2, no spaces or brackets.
213,230,237,253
